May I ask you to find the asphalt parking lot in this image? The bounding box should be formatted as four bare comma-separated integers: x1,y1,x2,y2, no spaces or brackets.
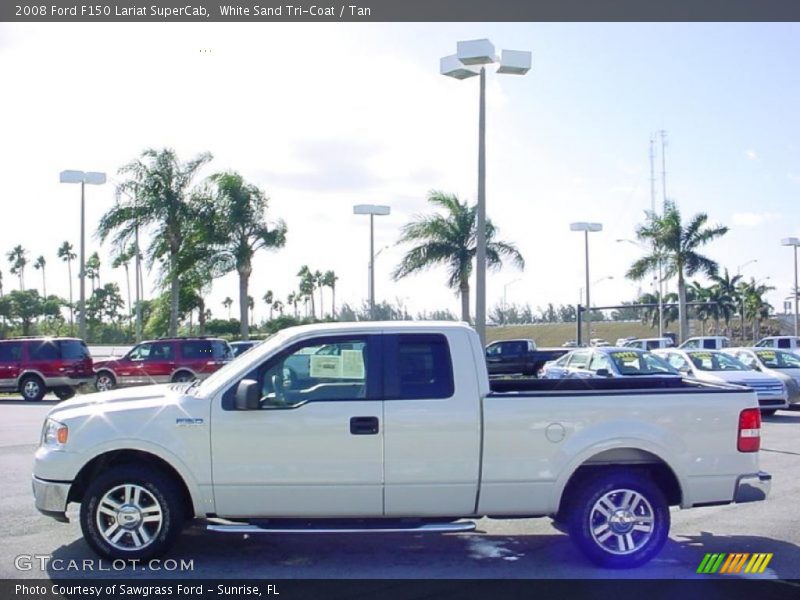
1,397,799,580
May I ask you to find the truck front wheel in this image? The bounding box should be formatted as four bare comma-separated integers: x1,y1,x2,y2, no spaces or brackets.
80,466,185,561
567,469,669,568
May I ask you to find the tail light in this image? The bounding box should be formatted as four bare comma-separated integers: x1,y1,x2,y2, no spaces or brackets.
738,408,761,452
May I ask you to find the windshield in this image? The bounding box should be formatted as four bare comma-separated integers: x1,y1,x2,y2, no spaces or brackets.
688,351,748,372
608,350,678,375
756,349,800,369
194,332,280,395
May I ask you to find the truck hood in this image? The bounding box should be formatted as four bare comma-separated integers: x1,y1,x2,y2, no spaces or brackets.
47,384,182,421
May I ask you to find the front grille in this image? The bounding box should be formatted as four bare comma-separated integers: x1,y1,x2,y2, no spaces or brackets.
732,379,785,399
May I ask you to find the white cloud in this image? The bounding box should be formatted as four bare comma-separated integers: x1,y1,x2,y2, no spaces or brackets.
732,212,780,227
745,149,759,161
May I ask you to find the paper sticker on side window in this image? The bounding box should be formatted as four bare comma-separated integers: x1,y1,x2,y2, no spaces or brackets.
310,355,343,378
341,350,365,379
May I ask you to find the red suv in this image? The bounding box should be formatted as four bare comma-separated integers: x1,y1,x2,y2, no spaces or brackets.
0,337,94,401
93,337,233,391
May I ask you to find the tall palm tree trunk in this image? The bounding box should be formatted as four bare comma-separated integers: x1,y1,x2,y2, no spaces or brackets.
238,266,251,340
677,271,689,343
41,268,46,298
460,279,471,323
332,285,336,319
169,250,180,337
124,264,132,337
198,297,207,335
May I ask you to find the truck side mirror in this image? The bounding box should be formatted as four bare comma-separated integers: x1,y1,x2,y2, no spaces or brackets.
595,368,611,378
235,379,261,410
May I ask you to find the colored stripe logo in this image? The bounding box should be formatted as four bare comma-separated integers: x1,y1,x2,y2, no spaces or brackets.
697,553,773,574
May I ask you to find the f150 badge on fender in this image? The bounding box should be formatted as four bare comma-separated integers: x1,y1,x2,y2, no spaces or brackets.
176,418,204,426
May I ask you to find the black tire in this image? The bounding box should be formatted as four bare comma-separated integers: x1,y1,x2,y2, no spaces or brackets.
54,387,76,401
80,465,185,561
567,469,670,568
171,371,194,383
19,376,46,402
95,371,117,392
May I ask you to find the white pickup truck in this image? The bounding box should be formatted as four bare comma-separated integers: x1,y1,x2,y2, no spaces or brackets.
33,322,770,568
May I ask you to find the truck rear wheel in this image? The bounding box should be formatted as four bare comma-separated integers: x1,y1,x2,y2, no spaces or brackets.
80,465,185,561
567,469,669,568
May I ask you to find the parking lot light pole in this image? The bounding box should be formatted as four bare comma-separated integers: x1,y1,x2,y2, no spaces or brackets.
781,239,800,337
60,170,106,341
354,204,391,320
441,39,531,345
571,223,603,345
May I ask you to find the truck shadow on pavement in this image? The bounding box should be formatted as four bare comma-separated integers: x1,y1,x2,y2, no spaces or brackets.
43,523,800,580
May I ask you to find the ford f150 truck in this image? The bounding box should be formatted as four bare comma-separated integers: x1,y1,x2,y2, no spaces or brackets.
32,322,770,568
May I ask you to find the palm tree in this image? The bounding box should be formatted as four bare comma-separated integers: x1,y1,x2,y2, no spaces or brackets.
33,255,47,297
57,242,77,334
7,245,27,290
263,290,274,320
638,291,678,329
112,247,135,335
247,295,255,328
272,300,284,316
314,270,324,319
97,148,213,337
297,266,316,318
739,278,775,342
287,292,299,318
393,191,524,322
709,268,743,338
690,281,712,336
626,200,728,343
223,297,233,319
321,270,338,318
206,172,287,340
85,252,101,291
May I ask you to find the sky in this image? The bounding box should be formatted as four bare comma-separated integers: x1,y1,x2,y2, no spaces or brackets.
0,22,799,324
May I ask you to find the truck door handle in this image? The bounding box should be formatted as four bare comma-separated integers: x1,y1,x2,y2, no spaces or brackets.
350,416,379,435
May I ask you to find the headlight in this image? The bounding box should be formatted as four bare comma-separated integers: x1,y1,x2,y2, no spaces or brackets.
41,419,68,449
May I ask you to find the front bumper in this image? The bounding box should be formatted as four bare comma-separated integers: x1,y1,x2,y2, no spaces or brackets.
32,476,71,522
734,471,772,503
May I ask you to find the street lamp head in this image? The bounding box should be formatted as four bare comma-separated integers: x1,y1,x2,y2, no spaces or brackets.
497,50,532,75
781,237,800,247
353,204,391,216
59,170,106,185
456,39,496,65
440,54,479,79
570,222,603,233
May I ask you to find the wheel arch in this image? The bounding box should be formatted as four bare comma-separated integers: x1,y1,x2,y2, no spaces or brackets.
555,446,684,518
68,449,197,520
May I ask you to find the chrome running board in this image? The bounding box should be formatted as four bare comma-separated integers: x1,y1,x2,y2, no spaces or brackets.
207,520,476,534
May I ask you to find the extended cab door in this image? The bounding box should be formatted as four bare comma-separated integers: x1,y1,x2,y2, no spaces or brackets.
210,335,384,517
382,331,482,516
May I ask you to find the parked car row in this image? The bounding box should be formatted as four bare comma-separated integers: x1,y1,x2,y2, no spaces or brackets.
0,335,255,401
539,343,800,415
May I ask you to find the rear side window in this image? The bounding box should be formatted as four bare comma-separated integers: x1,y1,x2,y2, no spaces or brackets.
0,342,23,362
569,351,590,369
29,341,59,361
778,339,790,349
181,340,225,359
386,334,454,400
59,340,90,360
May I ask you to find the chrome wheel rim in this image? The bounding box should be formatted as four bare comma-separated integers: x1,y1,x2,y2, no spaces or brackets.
96,376,113,391
96,484,163,551
589,488,655,555
23,380,41,398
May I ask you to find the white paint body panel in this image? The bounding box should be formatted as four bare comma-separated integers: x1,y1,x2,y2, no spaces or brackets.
33,322,765,522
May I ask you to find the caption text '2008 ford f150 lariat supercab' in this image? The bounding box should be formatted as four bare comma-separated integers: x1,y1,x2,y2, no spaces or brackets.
33,322,770,568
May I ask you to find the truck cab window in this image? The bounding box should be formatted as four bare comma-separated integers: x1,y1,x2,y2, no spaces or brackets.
259,338,369,408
